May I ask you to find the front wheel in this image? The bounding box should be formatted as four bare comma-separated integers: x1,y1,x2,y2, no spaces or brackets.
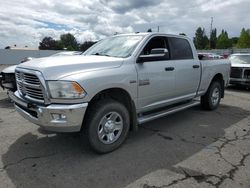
82,99,130,153
201,81,222,110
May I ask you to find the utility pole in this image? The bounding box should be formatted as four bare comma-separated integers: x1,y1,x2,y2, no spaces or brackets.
210,17,213,36
157,26,160,32
210,17,213,48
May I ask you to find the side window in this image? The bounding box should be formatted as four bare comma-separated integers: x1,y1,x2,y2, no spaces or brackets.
141,36,168,55
169,38,193,60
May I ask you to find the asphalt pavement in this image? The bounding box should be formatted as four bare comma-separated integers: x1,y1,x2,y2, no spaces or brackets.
0,83,249,188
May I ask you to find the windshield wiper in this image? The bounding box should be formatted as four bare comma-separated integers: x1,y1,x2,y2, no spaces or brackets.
91,52,110,57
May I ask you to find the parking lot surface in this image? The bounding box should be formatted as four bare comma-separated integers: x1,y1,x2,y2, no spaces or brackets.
0,69,249,187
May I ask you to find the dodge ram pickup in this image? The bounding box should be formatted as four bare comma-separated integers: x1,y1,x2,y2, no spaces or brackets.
8,33,231,153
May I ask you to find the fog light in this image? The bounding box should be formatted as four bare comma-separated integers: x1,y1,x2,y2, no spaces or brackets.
51,113,67,121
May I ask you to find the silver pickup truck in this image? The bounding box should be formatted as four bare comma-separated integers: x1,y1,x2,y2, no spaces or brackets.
9,33,230,153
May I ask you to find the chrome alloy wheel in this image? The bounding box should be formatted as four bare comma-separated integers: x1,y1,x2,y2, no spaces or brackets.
211,87,220,106
97,112,123,144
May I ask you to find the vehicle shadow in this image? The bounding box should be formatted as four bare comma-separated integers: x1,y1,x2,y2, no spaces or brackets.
1,104,250,188
226,85,250,93
0,97,14,109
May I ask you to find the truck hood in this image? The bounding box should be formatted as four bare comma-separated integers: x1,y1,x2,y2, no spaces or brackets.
17,55,124,80
231,63,250,68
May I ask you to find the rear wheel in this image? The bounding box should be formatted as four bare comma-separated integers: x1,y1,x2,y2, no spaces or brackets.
82,99,130,153
201,81,222,110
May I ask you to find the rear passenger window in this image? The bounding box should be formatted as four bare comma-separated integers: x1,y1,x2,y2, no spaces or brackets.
169,38,193,60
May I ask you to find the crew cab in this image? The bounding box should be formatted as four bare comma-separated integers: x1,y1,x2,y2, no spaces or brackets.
8,33,231,153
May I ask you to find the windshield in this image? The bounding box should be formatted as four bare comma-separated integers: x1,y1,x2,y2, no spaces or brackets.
83,35,144,58
229,55,250,64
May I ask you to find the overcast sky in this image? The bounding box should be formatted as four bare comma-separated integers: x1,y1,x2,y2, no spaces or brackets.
0,0,249,49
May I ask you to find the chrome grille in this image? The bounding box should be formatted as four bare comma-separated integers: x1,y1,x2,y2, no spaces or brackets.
244,69,250,79
16,71,45,102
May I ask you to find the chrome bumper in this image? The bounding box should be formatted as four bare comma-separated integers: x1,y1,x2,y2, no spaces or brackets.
8,91,88,132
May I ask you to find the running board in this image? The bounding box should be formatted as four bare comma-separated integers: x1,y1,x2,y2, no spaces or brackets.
137,100,200,124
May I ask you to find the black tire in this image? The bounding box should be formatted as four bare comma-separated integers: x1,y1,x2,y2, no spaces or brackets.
82,99,130,153
201,81,222,110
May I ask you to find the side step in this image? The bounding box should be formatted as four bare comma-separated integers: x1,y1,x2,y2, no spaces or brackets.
137,100,200,124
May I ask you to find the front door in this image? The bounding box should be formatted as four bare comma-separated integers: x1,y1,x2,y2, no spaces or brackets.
135,36,175,112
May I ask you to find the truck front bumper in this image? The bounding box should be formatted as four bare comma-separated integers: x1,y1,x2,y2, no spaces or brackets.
8,91,88,132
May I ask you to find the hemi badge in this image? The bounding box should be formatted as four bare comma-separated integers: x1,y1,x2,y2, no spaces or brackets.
139,79,150,86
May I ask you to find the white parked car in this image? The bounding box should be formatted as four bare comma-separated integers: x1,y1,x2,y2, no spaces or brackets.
229,53,250,87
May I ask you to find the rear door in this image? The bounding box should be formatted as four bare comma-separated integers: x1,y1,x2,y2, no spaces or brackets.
169,37,201,99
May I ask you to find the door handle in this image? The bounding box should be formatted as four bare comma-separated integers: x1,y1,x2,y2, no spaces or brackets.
193,65,200,69
165,67,175,71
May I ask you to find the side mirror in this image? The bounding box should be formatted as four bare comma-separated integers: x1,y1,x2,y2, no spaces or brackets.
137,48,169,63
150,48,168,55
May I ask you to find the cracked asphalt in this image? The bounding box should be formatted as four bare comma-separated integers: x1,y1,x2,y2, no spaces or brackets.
126,88,250,188
0,72,250,187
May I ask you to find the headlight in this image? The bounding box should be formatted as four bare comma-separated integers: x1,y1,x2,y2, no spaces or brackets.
48,81,86,99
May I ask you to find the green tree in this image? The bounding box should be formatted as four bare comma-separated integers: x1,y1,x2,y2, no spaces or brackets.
80,41,96,52
147,28,152,32
60,33,79,50
236,28,250,48
193,27,209,49
39,37,57,50
230,37,239,48
55,40,64,50
216,30,231,49
210,28,217,49
66,45,75,51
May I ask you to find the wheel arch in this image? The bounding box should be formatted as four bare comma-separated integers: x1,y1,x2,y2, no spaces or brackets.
83,87,138,132
208,73,225,98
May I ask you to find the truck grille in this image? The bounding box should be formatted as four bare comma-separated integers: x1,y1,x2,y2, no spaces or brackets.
16,71,45,102
244,69,250,79
230,67,243,78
